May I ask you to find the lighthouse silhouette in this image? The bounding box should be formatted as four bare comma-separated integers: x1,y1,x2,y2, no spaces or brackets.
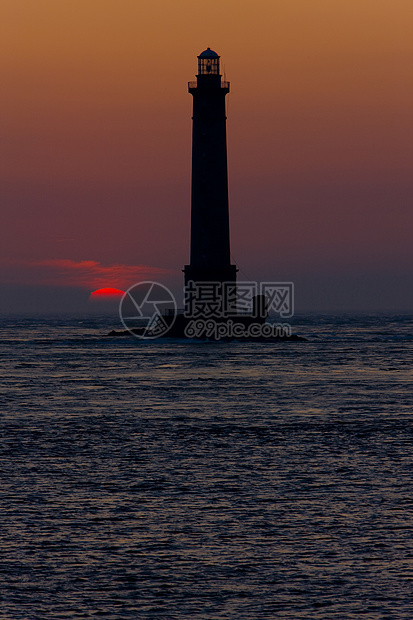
113,49,302,340
184,48,237,301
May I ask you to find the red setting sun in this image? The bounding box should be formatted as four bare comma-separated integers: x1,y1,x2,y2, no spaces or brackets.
89,288,125,300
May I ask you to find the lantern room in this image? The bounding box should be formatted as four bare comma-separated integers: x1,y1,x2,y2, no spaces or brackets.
197,48,220,75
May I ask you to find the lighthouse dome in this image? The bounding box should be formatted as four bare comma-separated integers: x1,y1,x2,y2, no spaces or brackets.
198,47,219,58
197,48,220,76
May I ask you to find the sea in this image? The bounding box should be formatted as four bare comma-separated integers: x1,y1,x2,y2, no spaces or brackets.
1,312,412,619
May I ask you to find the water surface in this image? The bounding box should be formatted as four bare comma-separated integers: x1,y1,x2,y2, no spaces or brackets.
1,313,412,619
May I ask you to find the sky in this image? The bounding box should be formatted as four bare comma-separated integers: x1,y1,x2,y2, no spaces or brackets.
1,0,412,313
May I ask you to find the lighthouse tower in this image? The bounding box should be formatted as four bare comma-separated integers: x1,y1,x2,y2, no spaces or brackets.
184,48,237,291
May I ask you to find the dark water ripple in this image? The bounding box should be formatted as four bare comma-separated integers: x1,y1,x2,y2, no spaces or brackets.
0,314,412,619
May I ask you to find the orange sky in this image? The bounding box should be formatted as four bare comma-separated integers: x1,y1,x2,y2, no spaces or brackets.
1,0,412,310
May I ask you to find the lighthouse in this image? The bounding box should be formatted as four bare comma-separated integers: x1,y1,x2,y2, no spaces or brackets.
184,48,237,292
113,48,301,340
